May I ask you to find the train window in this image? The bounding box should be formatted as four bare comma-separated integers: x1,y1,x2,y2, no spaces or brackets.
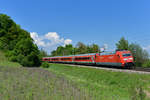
52,58,59,60
75,57,90,60
61,58,71,60
122,53,131,57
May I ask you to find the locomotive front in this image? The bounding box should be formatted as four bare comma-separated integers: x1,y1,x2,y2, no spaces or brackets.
123,53,134,68
116,50,134,68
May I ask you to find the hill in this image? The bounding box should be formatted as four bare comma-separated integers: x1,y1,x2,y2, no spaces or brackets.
0,14,41,67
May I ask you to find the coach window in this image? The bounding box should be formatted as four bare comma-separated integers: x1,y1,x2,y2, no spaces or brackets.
75,57,90,60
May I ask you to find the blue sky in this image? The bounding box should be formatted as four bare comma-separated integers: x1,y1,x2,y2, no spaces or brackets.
1,0,150,53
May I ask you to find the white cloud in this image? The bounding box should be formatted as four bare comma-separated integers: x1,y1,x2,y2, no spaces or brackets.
64,39,72,45
30,32,45,47
45,32,64,43
30,32,72,53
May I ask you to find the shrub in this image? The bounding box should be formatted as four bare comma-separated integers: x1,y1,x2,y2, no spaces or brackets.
41,62,49,68
9,56,17,62
21,56,33,67
142,60,150,67
17,54,24,64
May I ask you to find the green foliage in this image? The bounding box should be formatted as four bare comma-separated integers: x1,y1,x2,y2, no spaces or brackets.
65,44,74,55
116,37,129,50
39,49,48,57
51,42,100,56
87,44,100,53
129,43,149,66
0,51,22,67
20,52,41,67
0,13,41,67
142,60,150,67
41,62,50,68
76,42,87,54
9,56,18,62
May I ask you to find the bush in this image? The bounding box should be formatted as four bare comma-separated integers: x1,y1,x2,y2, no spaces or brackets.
142,60,150,67
41,62,49,68
9,56,17,62
21,56,33,67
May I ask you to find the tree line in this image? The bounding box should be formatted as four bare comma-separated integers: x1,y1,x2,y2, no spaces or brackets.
51,42,100,56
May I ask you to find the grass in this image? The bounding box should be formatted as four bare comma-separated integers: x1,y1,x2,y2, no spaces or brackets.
1,50,150,100
0,51,22,67
47,63,150,100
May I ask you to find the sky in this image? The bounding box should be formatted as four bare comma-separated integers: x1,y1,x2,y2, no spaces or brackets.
1,0,150,54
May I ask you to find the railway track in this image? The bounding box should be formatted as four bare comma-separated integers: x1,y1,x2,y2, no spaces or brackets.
63,63,150,74
134,67,150,72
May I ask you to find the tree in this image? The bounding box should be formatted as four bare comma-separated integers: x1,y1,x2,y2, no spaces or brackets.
39,49,48,57
12,39,41,67
65,44,74,55
129,43,149,66
51,50,57,56
76,42,87,54
14,39,39,56
116,37,129,50
90,44,100,53
56,46,65,56
51,44,74,56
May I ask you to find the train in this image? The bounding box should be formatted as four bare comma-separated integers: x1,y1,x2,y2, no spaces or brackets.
42,50,134,68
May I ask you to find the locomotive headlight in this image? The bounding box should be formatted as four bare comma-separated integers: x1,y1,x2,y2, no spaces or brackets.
129,58,133,60
124,58,128,61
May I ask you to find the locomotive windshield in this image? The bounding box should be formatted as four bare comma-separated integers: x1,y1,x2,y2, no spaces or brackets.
122,53,131,57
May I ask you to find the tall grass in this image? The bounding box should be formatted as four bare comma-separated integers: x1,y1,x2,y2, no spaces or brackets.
0,66,91,100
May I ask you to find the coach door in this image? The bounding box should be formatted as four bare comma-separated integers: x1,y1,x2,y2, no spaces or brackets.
91,56,95,63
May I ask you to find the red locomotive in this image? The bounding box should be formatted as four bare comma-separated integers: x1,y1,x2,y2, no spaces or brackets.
42,50,134,68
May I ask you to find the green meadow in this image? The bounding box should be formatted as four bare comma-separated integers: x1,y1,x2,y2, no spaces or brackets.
47,63,150,100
